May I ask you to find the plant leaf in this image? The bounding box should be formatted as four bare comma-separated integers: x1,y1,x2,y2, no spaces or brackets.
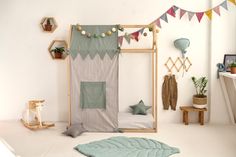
75,136,180,157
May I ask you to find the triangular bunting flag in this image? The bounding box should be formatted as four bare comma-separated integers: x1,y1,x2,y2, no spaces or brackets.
205,10,212,20
188,12,195,21
167,7,176,17
160,13,168,23
228,0,236,5
139,28,144,34
196,12,204,22
173,6,179,12
180,9,186,19
213,6,221,16
131,31,140,42
118,36,124,46
221,0,228,10
155,18,161,28
124,33,131,44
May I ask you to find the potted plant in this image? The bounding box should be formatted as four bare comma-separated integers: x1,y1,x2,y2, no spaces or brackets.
50,47,65,59
191,76,208,109
44,18,52,31
230,62,236,74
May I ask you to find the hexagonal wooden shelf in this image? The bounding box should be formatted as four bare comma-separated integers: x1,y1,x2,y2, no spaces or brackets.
40,17,57,33
48,40,68,60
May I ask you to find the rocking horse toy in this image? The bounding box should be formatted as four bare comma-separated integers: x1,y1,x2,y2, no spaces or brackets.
21,100,54,130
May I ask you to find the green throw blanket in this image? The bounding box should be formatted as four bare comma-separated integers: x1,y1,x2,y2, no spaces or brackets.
74,136,180,157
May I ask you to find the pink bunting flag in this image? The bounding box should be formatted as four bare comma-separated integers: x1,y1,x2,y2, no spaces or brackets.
167,7,176,17
213,6,221,16
118,36,124,46
196,12,204,22
188,12,195,21
180,9,186,19
131,31,140,42
155,18,161,28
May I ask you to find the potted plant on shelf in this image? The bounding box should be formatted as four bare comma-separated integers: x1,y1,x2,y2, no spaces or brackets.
50,47,65,59
191,76,208,109
44,18,52,31
230,62,236,74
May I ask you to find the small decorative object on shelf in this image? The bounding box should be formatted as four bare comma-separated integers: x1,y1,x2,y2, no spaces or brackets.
50,47,65,59
40,17,57,33
229,62,236,74
48,40,68,59
223,54,236,72
191,76,208,109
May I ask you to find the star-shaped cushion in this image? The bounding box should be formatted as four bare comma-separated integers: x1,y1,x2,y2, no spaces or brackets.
130,100,151,115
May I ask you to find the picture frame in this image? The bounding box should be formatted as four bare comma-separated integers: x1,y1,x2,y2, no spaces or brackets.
223,54,236,72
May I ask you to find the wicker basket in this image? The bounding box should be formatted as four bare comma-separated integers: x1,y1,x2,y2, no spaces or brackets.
193,95,207,108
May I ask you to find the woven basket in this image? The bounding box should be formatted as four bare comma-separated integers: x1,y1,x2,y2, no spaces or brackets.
193,95,207,108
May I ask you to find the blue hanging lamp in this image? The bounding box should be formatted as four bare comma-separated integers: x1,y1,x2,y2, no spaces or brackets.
174,38,190,58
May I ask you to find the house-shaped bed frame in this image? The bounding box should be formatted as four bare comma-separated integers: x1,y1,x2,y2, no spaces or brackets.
67,24,158,133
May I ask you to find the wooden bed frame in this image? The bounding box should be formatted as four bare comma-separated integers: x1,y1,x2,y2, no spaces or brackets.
67,24,158,133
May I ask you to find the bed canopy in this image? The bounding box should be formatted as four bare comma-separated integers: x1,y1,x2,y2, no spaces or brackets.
68,24,158,132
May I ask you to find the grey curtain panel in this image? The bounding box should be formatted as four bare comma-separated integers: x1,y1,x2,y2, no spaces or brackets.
69,25,119,132
162,75,178,110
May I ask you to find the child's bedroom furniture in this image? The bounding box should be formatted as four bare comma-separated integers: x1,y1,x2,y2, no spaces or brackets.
67,24,158,133
180,106,207,125
21,100,55,130
219,72,236,124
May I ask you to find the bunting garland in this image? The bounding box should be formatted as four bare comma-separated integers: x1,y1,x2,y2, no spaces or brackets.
205,10,213,20
188,12,195,21
118,0,236,46
167,7,176,17
180,9,186,19
196,12,204,22
213,6,221,16
228,0,236,5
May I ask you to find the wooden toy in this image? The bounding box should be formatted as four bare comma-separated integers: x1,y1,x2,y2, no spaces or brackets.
21,100,55,130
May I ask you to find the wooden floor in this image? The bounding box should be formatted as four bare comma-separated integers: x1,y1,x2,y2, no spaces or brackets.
0,121,236,157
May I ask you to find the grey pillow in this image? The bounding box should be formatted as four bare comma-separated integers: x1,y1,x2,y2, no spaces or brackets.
130,100,151,115
63,123,86,138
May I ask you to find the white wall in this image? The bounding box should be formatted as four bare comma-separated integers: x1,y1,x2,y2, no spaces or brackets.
210,1,236,124
0,0,235,123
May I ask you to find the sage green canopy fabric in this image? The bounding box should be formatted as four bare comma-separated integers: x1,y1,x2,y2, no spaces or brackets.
80,82,106,109
70,25,119,59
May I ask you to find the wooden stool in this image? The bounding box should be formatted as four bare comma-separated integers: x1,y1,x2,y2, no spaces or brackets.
180,106,207,125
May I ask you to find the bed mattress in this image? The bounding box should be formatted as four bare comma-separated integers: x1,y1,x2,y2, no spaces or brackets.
118,112,154,128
